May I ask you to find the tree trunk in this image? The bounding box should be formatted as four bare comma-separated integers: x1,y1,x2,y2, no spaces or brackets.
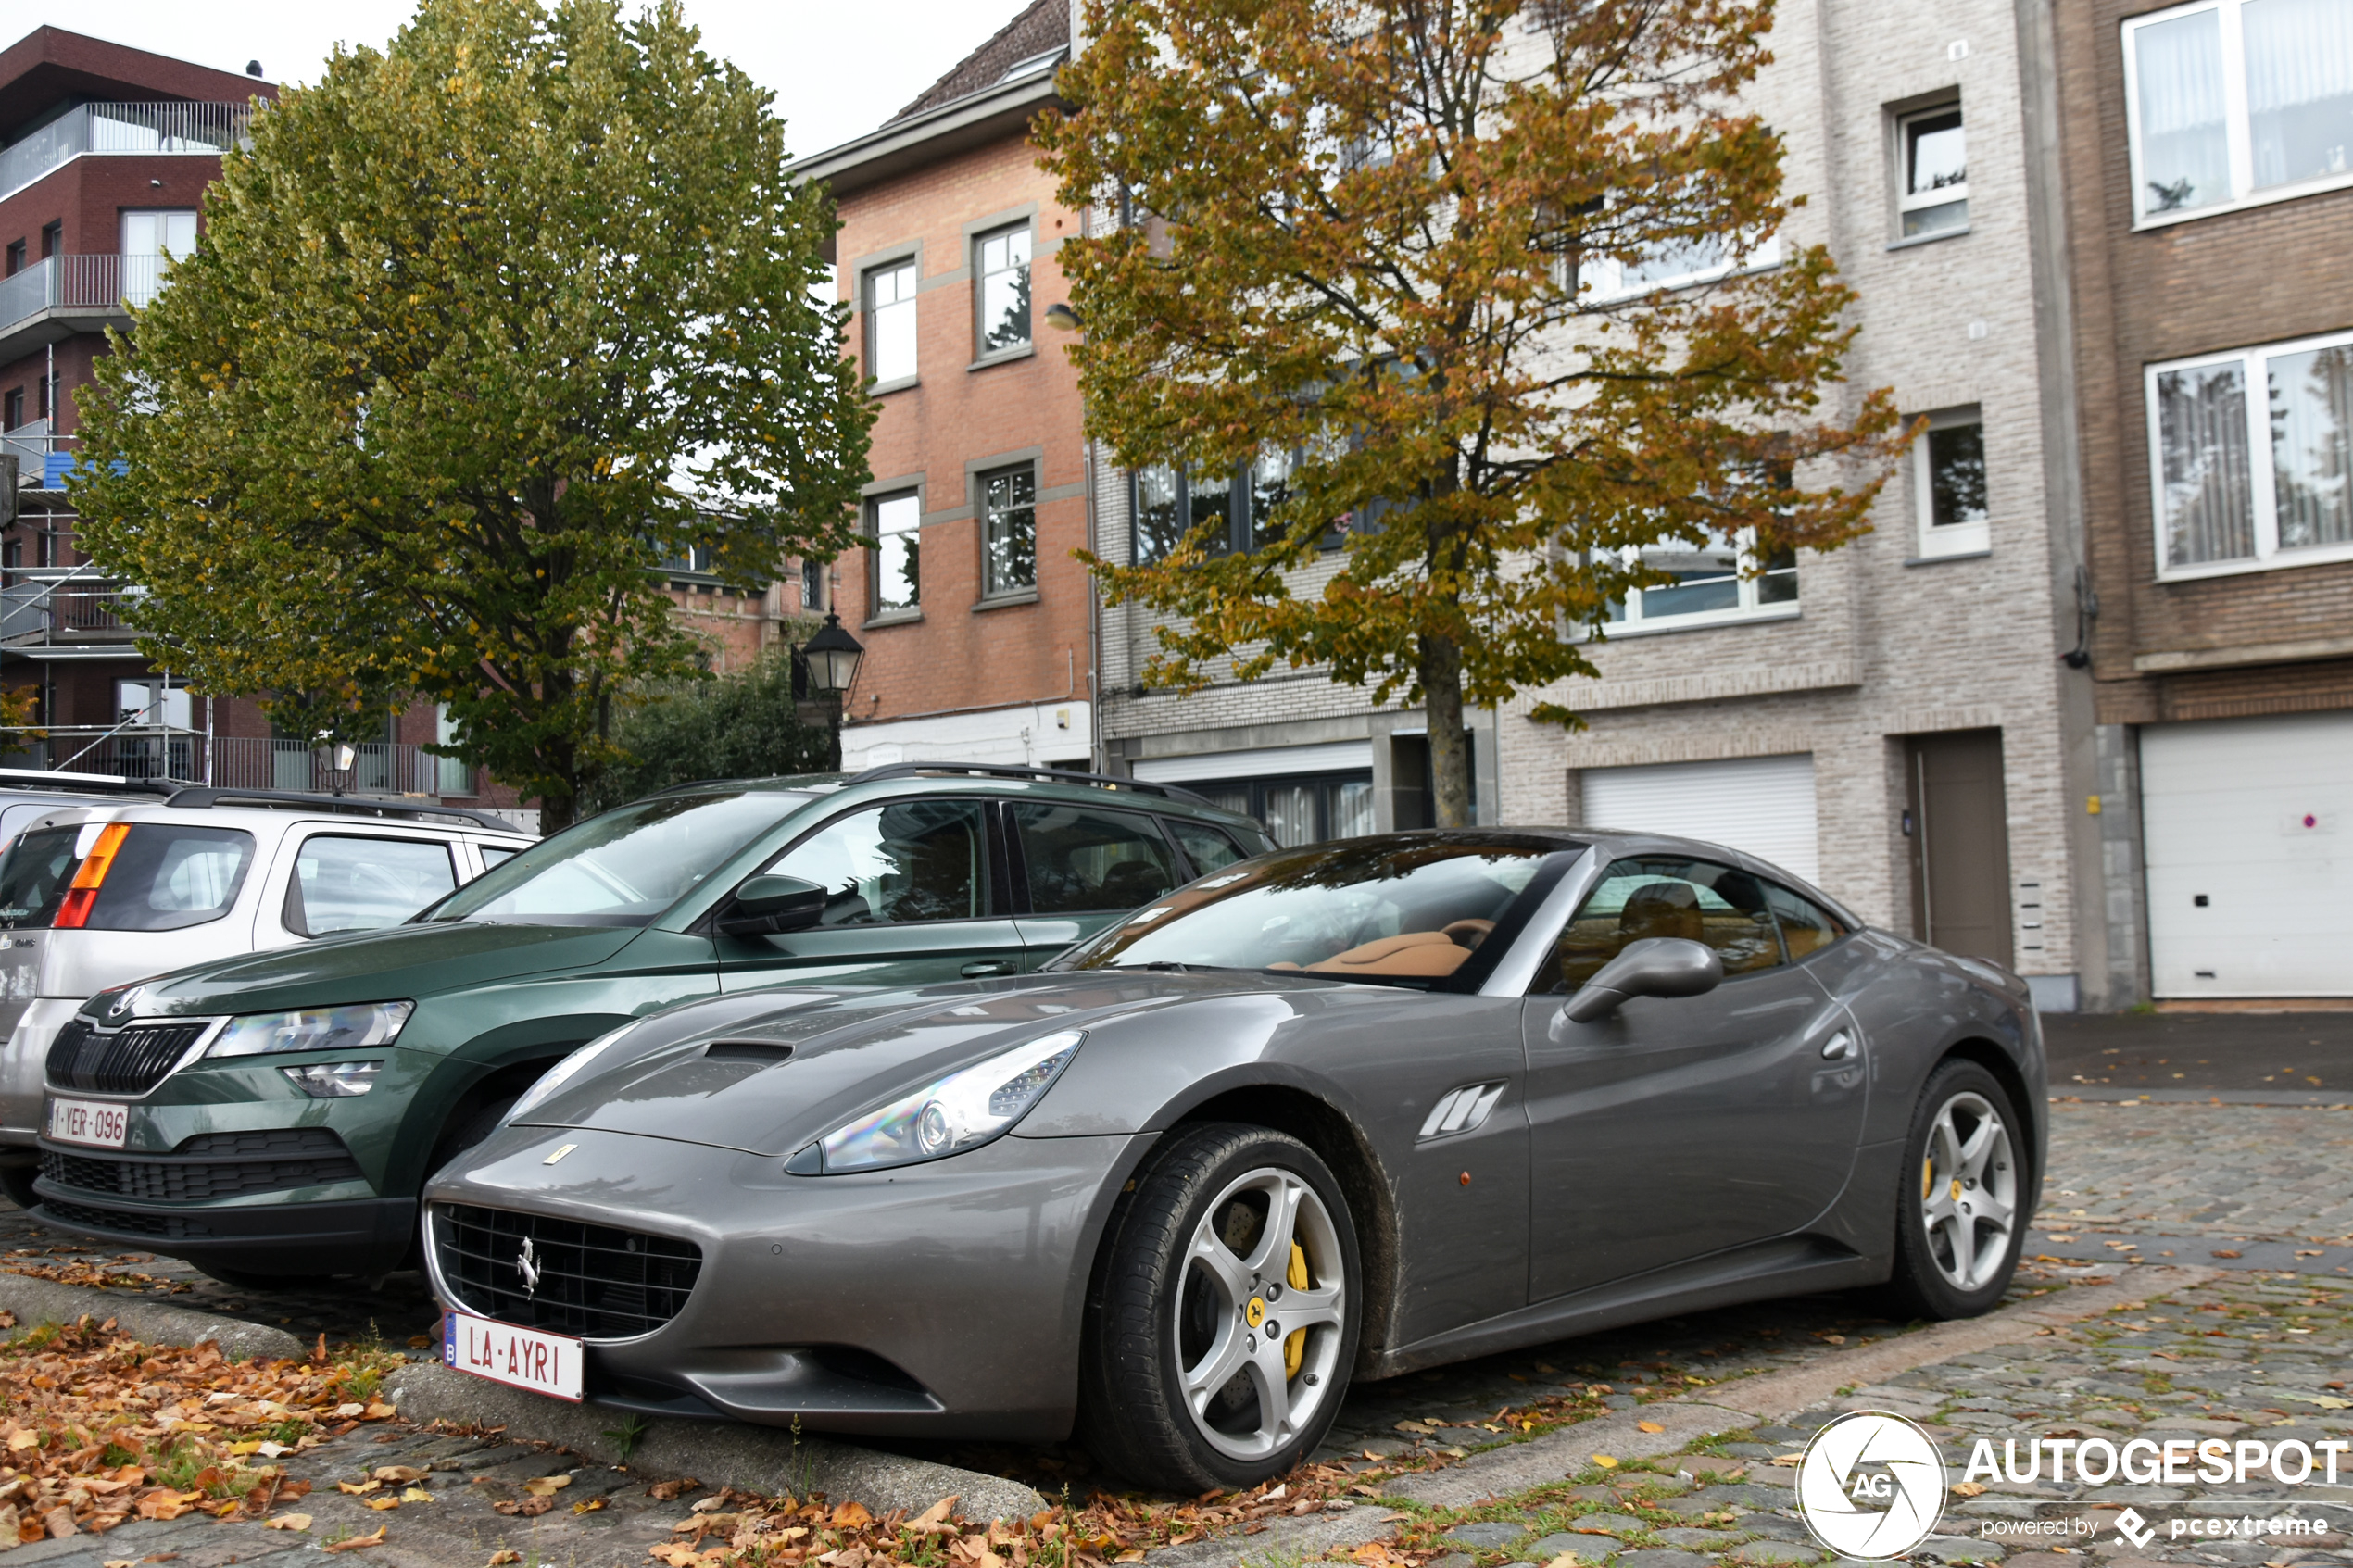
1420,631,1472,829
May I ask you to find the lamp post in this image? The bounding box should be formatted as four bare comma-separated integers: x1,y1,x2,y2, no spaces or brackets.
791,611,865,771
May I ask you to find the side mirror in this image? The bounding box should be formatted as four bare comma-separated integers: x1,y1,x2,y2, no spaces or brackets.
1562,937,1723,1022
717,874,828,937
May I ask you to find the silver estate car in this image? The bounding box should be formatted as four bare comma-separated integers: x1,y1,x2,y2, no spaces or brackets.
425,828,2044,1493
0,790,530,1203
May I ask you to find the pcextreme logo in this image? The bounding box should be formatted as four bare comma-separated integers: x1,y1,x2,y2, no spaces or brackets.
1793,1411,1948,1561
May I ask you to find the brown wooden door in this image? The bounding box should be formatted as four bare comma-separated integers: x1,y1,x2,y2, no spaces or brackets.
1906,730,2013,967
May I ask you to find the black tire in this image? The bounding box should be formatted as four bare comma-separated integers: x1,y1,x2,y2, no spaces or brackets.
1882,1059,2028,1320
1078,1123,1361,1493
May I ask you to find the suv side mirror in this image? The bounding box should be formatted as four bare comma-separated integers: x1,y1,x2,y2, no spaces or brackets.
1563,937,1723,1022
717,874,828,937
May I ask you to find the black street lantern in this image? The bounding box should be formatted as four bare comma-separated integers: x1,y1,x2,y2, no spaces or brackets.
799,612,865,697
791,612,865,771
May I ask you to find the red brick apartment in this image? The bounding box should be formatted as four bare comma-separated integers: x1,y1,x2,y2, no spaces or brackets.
792,0,1095,773
0,27,793,822
2053,0,2353,1002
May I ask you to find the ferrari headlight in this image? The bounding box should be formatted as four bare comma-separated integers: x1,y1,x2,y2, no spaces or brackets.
793,1030,1085,1175
506,1027,634,1124
208,1000,414,1059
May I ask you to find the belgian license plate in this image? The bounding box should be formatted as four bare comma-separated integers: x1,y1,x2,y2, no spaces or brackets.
45,1095,128,1150
443,1310,584,1401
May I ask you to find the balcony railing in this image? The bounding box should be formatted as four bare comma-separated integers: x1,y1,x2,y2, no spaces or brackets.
0,730,474,797
0,573,143,647
0,101,256,205
0,254,170,340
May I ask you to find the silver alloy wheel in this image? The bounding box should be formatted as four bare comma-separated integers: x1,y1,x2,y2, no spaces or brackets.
1173,1165,1348,1463
1919,1089,2018,1291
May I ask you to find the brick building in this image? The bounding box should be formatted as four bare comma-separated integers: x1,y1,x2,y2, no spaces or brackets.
0,26,793,821
792,0,1095,774
2051,0,2353,1002
1087,1,2106,1009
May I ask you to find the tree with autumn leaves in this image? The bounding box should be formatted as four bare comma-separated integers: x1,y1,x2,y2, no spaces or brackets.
69,0,870,828
1036,0,1907,827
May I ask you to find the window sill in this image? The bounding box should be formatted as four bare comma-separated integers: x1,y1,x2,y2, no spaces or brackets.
1887,226,1971,251
1591,604,1803,639
2132,168,2353,231
973,588,1039,611
863,608,925,629
867,374,919,396
968,344,1036,371
1905,546,1991,566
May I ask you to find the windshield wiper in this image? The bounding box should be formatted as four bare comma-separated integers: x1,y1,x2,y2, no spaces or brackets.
1119,960,1221,972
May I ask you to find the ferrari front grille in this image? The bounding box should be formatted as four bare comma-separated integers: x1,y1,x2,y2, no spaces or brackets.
433,1203,700,1340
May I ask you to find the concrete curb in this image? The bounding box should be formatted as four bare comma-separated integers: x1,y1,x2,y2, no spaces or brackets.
384,1361,1049,1524
0,1273,305,1361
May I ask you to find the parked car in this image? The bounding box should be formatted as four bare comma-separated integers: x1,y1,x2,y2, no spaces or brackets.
28,765,1274,1286
422,828,2043,1491
0,789,534,1208
0,768,181,847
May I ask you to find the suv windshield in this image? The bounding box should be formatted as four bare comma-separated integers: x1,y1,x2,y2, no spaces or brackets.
1055,837,1563,986
431,791,809,928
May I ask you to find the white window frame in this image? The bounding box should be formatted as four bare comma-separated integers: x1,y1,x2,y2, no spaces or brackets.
1581,220,1782,303
1894,103,1969,239
863,257,918,389
2147,324,2353,581
2123,0,2353,229
1914,405,1991,558
973,222,1033,359
868,490,923,614
1592,530,1801,636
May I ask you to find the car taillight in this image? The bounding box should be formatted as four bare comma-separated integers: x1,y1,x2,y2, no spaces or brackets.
54,822,131,931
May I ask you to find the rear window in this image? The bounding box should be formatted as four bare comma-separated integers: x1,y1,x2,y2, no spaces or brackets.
0,827,85,926
0,822,259,932
86,825,258,931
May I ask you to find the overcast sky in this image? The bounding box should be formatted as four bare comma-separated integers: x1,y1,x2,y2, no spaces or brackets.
9,0,1015,160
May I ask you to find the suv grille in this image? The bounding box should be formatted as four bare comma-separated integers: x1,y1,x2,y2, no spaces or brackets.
37,1197,212,1239
46,1019,211,1096
434,1204,700,1340
41,1127,362,1203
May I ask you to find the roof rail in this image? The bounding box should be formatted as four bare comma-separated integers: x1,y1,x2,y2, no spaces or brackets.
0,769,180,797
844,760,1208,804
161,789,524,831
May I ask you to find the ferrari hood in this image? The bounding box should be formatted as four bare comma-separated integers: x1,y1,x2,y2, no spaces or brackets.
513,971,1332,1158
124,921,645,1018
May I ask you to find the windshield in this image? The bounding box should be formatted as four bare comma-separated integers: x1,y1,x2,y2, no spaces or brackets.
431,791,808,927
1054,837,1563,986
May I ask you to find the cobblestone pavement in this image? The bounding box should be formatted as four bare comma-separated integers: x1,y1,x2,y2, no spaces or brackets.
1387,1273,2353,1568
2037,1102,2353,1243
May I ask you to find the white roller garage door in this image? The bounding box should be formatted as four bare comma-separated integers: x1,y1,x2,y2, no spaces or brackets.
2142,711,2352,998
1580,754,1820,884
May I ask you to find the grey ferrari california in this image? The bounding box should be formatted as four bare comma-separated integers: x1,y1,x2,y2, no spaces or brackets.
423,829,2042,1492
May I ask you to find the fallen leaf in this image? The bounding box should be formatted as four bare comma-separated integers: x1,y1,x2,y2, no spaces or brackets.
832,1501,873,1528
361,1404,396,1420
1636,1421,1664,1434
648,1479,701,1502
1591,1455,1619,1469
322,1525,388,1553
495,1497,554,1519
1953,1482,1988,1497
486,1554,522,1567
403,1489,434,1504
2214,1250,2243,1260
522,1474,573,1498
5,1432,34,1452
912,1497,960,1531
365,1497,401,1512
337,1481,382,1496
1546,1554,1586,1568
1770,1454,1805,1467
264,1516,312,1533
573,1498,607,1514
374,1467,429,1484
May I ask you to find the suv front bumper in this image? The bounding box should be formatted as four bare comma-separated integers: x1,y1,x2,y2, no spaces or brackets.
29,1150,419,1275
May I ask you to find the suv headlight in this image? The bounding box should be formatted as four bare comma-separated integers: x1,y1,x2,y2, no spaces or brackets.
789,1030,1085,1175
208,1001,414,1059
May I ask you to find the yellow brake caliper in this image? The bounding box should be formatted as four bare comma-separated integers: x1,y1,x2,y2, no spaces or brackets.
1284,1241,1310,1380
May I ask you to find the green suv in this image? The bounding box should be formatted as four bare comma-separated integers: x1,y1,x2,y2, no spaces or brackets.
29,765,1274,1284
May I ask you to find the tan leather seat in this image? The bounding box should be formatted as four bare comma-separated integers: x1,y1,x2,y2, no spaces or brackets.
1442,918,1495,948
1305,931,1471,977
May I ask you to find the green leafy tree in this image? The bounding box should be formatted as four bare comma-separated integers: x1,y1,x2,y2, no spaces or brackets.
1036,0,1906,826
71,0,872,829
586,643,834,811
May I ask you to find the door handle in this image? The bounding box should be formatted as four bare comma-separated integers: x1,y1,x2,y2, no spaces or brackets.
1820,1030,1858,1060
962,960,1017,978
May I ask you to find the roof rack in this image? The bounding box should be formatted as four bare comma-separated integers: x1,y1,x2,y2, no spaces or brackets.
844,760,1208,804
161,789,525,831
0,769,180,797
